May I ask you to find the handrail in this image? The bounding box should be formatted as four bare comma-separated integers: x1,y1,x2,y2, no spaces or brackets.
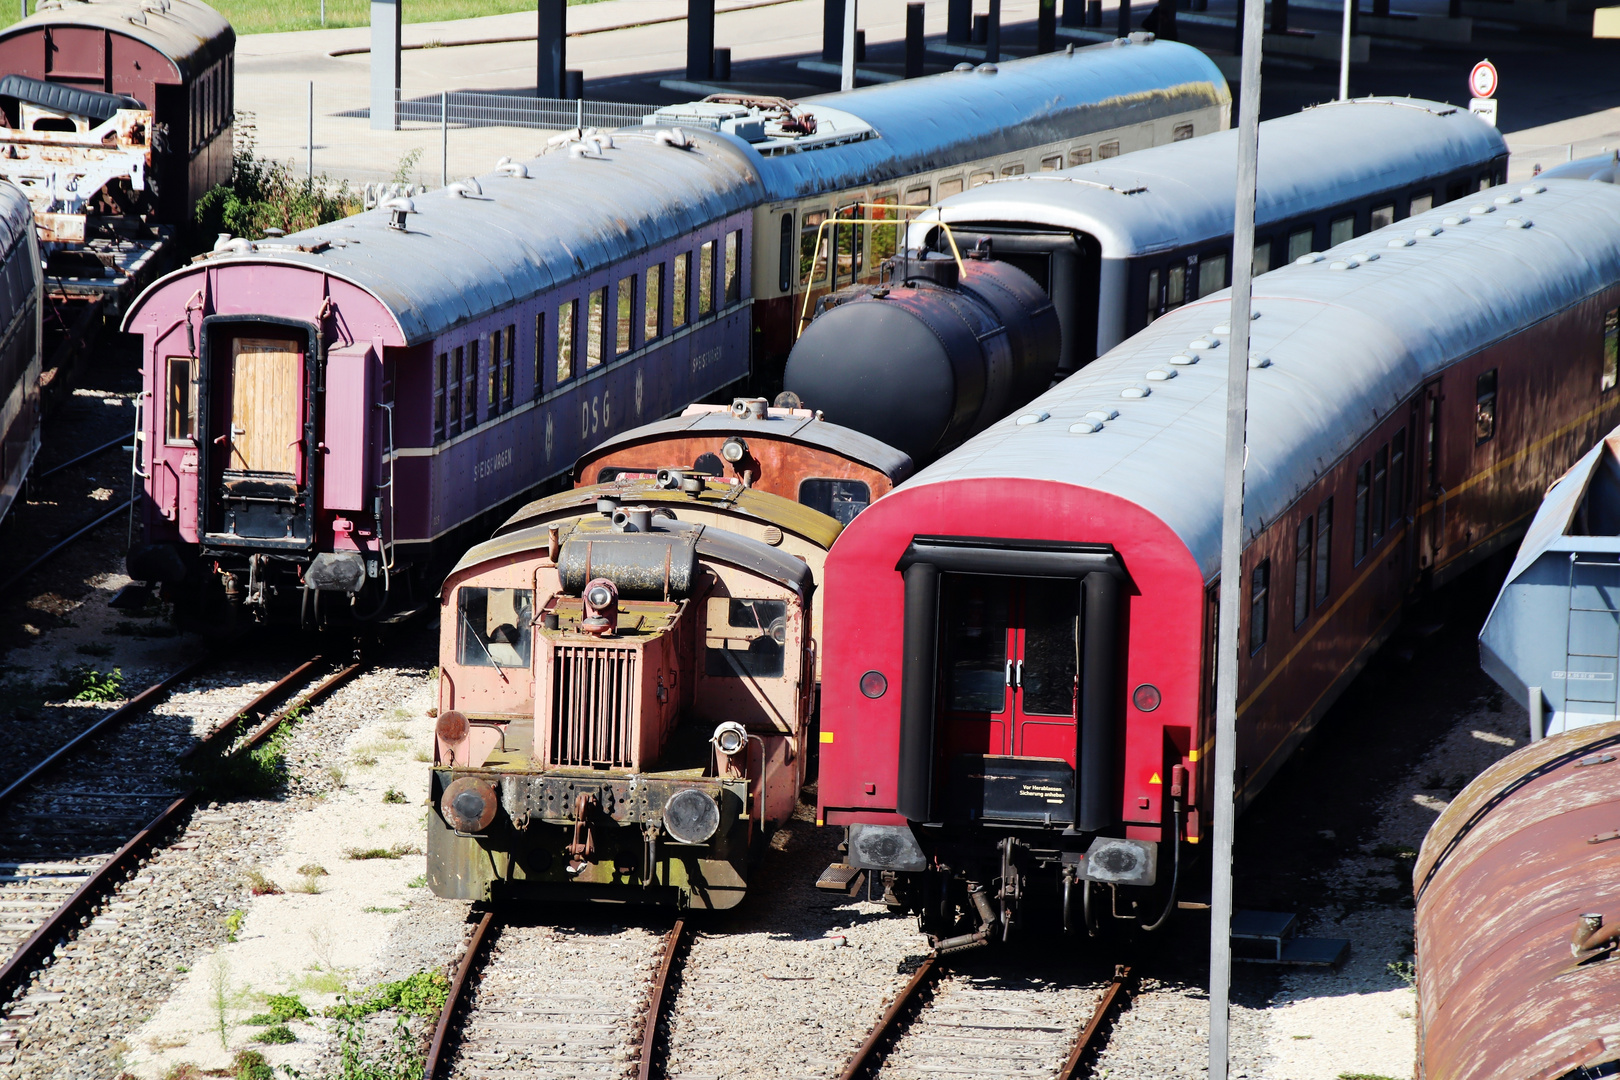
794,202,967,339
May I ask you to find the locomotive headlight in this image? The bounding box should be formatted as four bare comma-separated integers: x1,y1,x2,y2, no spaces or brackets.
711,721,748,756
721,436,748,463
664,788,721,845
586,583,614,609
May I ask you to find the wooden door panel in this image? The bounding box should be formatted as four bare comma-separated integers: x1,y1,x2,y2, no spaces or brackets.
229,338,300,475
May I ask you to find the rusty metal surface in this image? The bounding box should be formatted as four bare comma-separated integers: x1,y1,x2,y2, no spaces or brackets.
839,954,943,1080
424,910,495,1080
638,918,690,1080
1059,965,1135,1080
1415,719,1620,1080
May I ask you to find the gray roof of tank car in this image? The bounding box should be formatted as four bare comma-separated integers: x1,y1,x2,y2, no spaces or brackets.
904,179,1620,582
913,97,1505,260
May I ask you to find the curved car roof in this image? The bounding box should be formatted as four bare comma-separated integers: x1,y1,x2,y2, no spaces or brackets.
1,0,233,81
753,38,1229,201
496,477,845,551
903,178,1620,580
0,180,34,260
918,97,1504,259
580,411,914,481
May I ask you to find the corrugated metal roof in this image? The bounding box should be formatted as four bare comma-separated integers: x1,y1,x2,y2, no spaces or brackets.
581,410,915,478
1,0,233,80
917,96,1504,259
902,178,1620,582
757,39,1230,201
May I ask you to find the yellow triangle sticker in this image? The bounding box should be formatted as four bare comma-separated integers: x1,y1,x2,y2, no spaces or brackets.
1149,772,1162,785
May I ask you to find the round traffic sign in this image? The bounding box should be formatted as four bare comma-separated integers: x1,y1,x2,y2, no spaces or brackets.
1470,59,1498,99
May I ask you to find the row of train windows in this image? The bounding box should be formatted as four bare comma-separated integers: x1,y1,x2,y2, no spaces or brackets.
780,131,1186,293
188,57,232,153
432,232,742,444
1143,180,1492,324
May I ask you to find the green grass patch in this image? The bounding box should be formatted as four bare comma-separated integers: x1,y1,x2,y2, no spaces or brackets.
154,0,608,37
253,1024,296,1044
344,843,420,860
224,909,245,943
232,1050,275,1080
407,874,427,888
68,666,123,702
383,788,408,804
326,970,449,1021
362,906,402,914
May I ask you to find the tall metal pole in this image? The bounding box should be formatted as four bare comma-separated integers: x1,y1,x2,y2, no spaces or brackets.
307,81,314,191
1209,0,1264,1072
1338,0,1352,99
440,91,448,188
840,0,857,90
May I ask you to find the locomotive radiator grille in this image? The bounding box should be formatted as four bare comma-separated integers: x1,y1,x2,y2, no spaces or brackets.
551,644,638,768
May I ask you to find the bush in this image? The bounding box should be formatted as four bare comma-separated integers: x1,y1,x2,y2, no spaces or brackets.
68,666,123,702
253,1024,295,1044
326,970,448,1021
194,114,360,246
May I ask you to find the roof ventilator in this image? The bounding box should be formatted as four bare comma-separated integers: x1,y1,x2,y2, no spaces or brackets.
1415,225,1444,237
494,156,531,177
1505,217,1532,229
655,128,692,149
1388,236,1414,247
1442,214,1470,225
1295,253,1323,265
213,235,254,254
1145,369,1174,382
1468,204,1494,215
1169,353,1197,365
1121,386,1149,399
1249,355,1272,369
382,197,414,230
1070,420,1103,434
1015,411,1050,425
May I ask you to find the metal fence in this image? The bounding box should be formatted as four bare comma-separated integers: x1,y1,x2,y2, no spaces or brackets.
385,90,659,131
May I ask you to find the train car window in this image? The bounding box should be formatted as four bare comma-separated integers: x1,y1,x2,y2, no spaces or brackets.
1022,588,1080,716
1040,155,1062,171
1354,461,1371,563
1098,141,1121,159
1371,444,1388,546
1287,226,1314,263
463,339,480,428
1144,267,1160,324
725,230,742,303
905,185,930,209
1603,309,1618,392
1173,122,1194,141
871,195,900,265
587,288,606,369
1197,253,1228,300
1314,499,1333,607
1001,163,1025,176
800,213,828,288
616,274,636,356
433,353,447,441
1426,395,1441,489
705,598,787,679
969,171,994,188
1370,204,1395,230
1410,192,1433,216
557,300,576,384
1446,179,1468,202
938,177,964,198
673,253,690,328
457,587,534,669
486,329,501,414
1389,429,1406,531
1475,369,1497,444
1249,561,1269,654
798,477,871,524
533,313,545,400
699,241,716,316
1068,147,1092,166
501,324,515,412
1166,264,1186,309
778,213,794,293
165,357,196,443
449,346,465,434
1293,517,1312,628
1330,215,1355,247
1479,176,1492,192
645,263,664,343
834,207,861,286
1252,239,1271,276
941,577,1009,712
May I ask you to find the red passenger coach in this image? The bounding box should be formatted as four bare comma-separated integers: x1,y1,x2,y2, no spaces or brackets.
819,178,1620,947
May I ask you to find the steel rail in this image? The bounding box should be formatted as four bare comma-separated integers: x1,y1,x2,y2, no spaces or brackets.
837,953,943,1080
423,909,496,1080
35,433,130,482
0,498,132,598
1057,964,1136,1080
0,653,365,1007
637,917,690,1080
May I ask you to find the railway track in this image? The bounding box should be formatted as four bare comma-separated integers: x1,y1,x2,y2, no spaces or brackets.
0,650,365,1020
839,957,1135,1080
426,914,691,1080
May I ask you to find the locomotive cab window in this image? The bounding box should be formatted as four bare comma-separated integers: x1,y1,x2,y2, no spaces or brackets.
705,597,787,679
1603,308,1618,392
457,586,534,669
165,356,196,443
798,477,871,525
1475,369,1498,444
